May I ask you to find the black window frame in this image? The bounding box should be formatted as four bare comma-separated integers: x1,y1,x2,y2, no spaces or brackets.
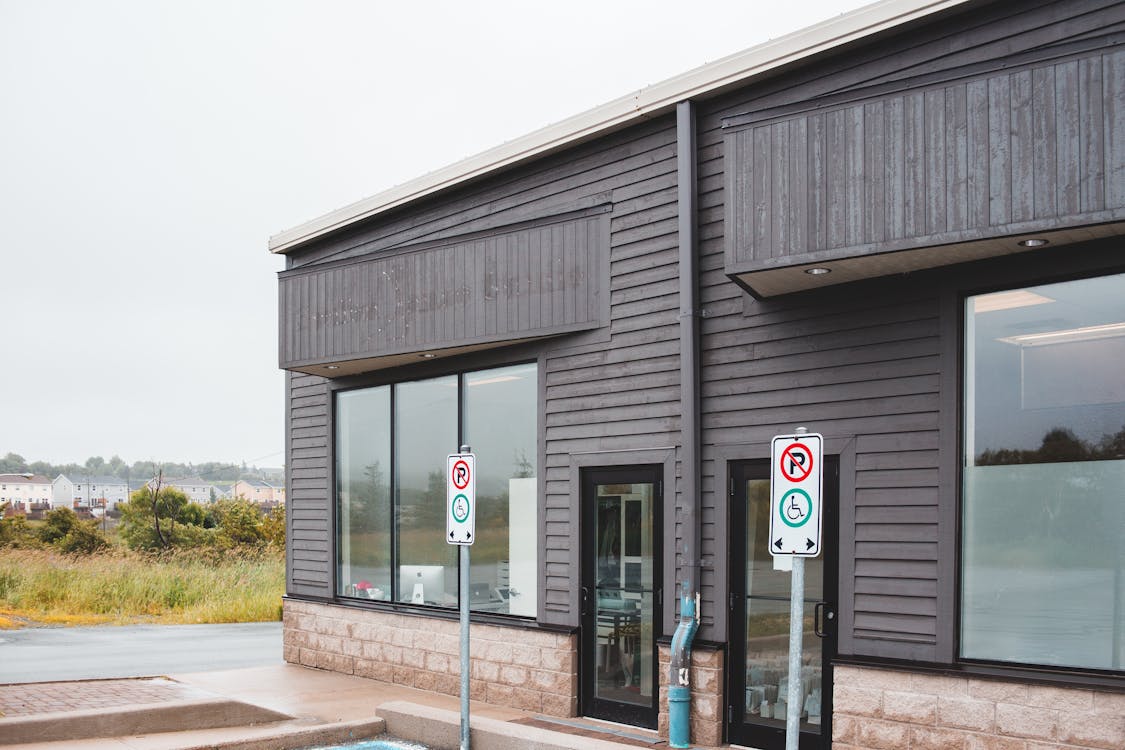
955,263,1125,681
329,358,539,618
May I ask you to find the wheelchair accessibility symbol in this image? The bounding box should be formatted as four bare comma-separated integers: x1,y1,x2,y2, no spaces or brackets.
779,488,812,528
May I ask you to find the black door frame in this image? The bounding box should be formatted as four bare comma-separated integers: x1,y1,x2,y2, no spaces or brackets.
727,456,839,749
579,464,663,729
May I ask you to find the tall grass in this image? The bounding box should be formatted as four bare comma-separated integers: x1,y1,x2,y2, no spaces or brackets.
0,548,284,629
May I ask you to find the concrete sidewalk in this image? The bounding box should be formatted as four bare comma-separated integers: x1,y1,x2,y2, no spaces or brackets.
0,664,721,749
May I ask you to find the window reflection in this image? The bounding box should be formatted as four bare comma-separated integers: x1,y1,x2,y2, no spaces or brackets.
334,364,538,615
962,272,1125,671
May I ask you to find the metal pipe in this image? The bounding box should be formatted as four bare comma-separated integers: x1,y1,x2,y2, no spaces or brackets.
668,98,701,748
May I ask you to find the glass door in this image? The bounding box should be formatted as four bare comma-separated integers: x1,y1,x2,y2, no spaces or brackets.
728,458,838,749
580,466,662,729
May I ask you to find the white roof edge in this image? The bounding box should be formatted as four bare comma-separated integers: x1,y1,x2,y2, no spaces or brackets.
269,0,969,254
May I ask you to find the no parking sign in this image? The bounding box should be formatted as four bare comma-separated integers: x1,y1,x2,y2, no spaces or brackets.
769,432,823,557
446,452,476,545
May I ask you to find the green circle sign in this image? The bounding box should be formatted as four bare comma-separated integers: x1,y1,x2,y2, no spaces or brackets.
779,488,812,528
451,493,471,523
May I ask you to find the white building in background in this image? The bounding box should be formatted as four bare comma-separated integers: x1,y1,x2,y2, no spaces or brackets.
0,474,53,512
52,475,130,510
150,476,217,504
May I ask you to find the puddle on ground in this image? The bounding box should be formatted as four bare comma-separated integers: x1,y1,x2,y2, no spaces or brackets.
303,739,428,750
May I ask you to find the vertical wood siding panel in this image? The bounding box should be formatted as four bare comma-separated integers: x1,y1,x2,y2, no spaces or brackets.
828,110,847,248
551,225,565,327
1032,66,1058,219
565,221,578,326
905,92,926,237
866,101,885,244
846,105,865,247
1011,69,1035,222
946,84,969,232
517,232,530,329
966,79,989,229
772,121,790,257
809,113,828,251
1080,56,1106,213
885,97,905,240
737,129,755,264
486,236,497,337
1105,50,1125,209
790,117,808,254
474,239,485,340
753,126,772,257
924,88,947,235
529,228,541,331
506,232,517,334
1057,61,1082,217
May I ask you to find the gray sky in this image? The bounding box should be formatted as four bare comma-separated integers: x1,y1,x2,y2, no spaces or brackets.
1,0,869,468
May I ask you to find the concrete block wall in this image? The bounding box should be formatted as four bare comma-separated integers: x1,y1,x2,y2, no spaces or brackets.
283,599,578,717
833,664,1125,750
657,643,724,747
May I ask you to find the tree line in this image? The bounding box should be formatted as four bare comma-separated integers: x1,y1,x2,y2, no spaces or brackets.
1,486,285,556
0,452,282,484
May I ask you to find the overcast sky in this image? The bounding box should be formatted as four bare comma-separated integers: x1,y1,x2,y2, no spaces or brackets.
1,0,870,468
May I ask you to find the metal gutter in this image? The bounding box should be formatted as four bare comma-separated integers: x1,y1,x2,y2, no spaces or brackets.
269,0,969,254
668,99,701,748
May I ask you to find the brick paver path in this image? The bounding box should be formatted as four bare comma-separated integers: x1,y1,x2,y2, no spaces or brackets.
0,677,212,718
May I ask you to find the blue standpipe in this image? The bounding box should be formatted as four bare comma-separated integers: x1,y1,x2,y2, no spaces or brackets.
668,582,699,749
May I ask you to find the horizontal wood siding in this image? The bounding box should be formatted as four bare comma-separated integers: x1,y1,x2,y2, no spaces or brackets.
540,122,682,628
282,116,682,620
725,47,1125,273
703,87,945,659
286,371,332,599
279,211,608,369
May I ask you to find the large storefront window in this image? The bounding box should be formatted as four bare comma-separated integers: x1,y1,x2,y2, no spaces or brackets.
336,363,538,616
962,273,1124,671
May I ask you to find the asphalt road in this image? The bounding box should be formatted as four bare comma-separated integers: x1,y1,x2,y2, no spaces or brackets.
0,621,282,683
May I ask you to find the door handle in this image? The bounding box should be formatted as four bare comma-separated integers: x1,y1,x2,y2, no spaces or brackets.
814,601,834,638
581,586,589,617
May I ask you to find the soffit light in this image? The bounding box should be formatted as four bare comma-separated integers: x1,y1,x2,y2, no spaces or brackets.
419,353,437,359
1017,238,1050,248
325,365,340,370
804,267,831,275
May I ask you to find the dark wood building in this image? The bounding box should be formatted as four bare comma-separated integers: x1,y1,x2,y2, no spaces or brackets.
274,1,1125,747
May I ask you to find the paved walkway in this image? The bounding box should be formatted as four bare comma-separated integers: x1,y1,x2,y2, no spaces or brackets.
0,664,720,750
0,678,211,717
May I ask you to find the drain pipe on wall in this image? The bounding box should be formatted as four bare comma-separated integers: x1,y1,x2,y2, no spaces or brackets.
668,98,701,750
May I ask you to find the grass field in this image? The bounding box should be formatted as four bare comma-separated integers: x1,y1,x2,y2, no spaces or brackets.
0,548,284,629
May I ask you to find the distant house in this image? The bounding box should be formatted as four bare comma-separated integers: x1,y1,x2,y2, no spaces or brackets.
0,474,53,513
52,474,129,510
231,479,285,505
149,476,217,504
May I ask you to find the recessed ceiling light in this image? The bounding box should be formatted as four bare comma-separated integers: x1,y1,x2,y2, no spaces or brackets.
805,267,831,276
1017,238,1049,248
325,365,340,370
420,353,437,359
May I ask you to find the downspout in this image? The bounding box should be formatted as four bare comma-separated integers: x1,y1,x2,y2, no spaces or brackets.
668,99,701,750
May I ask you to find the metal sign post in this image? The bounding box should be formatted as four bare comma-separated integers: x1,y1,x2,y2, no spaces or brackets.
447,446,476,750
769,427,823,750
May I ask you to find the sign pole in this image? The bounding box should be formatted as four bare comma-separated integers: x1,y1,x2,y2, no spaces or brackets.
768,425,822,750
459,541,470,750
786,554,804,750
448,443,476,750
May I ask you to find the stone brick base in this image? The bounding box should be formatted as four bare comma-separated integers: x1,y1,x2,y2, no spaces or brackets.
833,664,1124,750
283,599,578,716
657,643,724,747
